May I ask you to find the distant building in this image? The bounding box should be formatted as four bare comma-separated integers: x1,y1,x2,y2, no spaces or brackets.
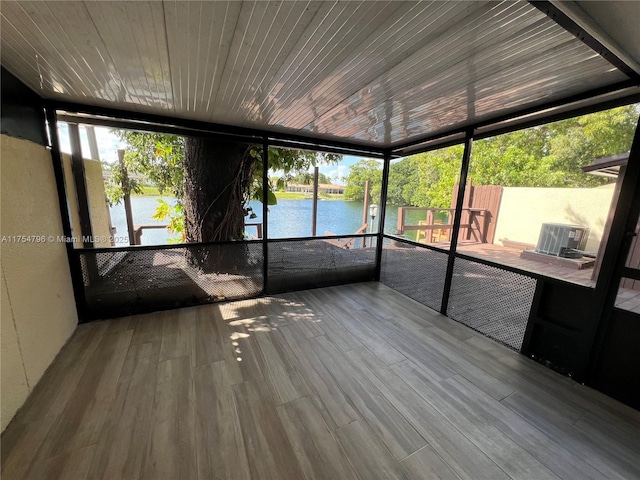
285,183,345,194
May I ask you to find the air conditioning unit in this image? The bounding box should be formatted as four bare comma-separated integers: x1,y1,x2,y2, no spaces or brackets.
535,223,589,258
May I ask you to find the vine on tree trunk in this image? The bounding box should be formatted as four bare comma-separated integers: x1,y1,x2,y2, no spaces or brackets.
183,137,257,271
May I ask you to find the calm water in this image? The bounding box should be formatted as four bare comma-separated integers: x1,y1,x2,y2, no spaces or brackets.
109,196,178,245
109,197,428,245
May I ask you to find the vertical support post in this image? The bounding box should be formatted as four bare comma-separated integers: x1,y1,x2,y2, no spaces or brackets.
463,181,473,240
262,140,269,294
85,126,100,160
86,125,115,243
45,108,88,321
118,149,136,245
312,166,319,236
362,180,370,248
426,209,434,242
397,207,405,236
520,279,544,355
590,166,626,281
374,152,391,281
583,120,640,382
440,130,473,315
69,123,99,284
68,123,94,248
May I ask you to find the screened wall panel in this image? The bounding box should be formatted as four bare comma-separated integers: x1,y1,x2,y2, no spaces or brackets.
448,256,536,350
379,238,448,311
77,242,263,319
267,237,376,294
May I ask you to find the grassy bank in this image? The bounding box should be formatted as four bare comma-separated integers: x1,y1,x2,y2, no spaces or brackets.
131,186,162,196
275,192,345,201
132,187,345,201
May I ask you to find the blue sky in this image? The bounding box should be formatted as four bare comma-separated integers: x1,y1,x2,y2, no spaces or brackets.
318,155,360,185
57,124,126,163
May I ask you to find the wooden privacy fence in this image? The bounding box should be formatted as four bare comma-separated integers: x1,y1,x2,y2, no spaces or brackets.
396,184,503,245
452,183,503,244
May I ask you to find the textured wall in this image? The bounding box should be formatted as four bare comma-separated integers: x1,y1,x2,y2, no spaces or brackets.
493,186,615,252
61,154,112,247
84,158,113,244
1,135,78,431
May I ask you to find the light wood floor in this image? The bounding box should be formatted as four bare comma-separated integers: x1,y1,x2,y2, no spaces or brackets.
2,282,639,480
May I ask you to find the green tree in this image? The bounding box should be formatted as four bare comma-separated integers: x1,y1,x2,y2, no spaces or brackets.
107,132,340,243
469,141,563,187
470,106,637,187
387,159,419,205
290,171,332,185
409,145,463,207
384,145,463,208
108,131,185,203
379,104,638,208
343,159,383,202
546,106,638,185
183,141,338,243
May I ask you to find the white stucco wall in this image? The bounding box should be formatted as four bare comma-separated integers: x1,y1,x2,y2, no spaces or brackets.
84,158,113,244
1,135,78,431
61,154,112,246
1,269,29,431
61,153,81,247
493,186,615,252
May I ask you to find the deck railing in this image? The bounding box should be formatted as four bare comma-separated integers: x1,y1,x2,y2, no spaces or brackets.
72,233,378,319
132,222,264,245
396,206,489,243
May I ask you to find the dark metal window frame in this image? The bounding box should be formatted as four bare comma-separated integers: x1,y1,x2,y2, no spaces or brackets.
49,94,639,295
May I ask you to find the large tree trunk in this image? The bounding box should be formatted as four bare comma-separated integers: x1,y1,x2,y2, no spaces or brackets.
183,137,255,271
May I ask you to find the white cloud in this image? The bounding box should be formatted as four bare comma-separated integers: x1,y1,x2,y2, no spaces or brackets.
321,165,349,185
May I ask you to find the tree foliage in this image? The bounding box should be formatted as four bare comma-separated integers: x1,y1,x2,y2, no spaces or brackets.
267,148,340,194
105,131,340,242
343,159,383,203
289,171,332,185
470,106,636,189
106,105,637,243
107,133,340,206
346,105,638,208
152,199,184,242
107,130,185,204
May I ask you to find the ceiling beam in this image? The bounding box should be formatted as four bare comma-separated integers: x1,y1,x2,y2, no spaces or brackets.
391,80,639,156
51,82,640,160
50,100,386,158
529,1,640,81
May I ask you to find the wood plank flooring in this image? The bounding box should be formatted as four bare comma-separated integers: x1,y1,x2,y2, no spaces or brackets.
2,282,639,480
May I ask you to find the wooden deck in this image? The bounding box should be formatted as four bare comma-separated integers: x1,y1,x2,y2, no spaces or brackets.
453,242,595,285
3,283,639,480
452,242,640,313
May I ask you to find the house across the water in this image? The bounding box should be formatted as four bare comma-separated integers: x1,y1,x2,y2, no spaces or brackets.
285,183,345,195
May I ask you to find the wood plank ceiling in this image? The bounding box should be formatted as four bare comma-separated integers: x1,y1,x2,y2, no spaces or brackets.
0,1,632,148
